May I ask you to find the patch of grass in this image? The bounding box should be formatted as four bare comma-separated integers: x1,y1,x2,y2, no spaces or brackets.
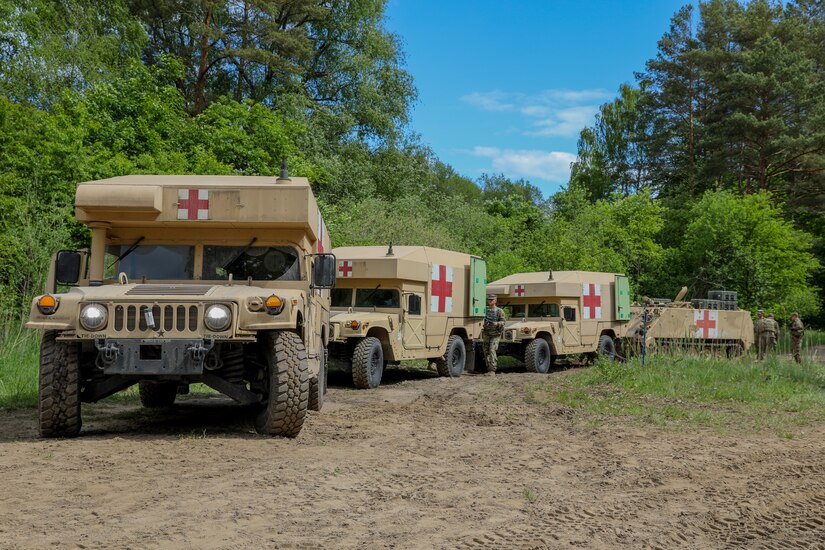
527,354,825,434
0,319,40,408
177,428,209,440
522,487,538,504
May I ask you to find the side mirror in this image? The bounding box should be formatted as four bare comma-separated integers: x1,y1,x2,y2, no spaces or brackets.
55,250,82,285
312,254,336,289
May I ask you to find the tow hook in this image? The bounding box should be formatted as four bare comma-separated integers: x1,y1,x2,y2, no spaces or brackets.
188,340,214,363
95,339,119,363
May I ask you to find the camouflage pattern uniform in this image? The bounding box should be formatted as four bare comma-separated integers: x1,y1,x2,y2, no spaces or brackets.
755,310,767,360
790,313,805,364
482,295,505,374
765,313,779,356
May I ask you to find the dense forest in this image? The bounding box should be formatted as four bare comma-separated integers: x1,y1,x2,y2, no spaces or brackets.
0,0,823,324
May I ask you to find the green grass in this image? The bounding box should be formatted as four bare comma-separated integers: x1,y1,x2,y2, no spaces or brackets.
0,320,40,408
527,354,825,435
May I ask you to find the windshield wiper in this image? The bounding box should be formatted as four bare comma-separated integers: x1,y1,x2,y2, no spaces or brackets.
360,283,382,305
107,236,145,270
223,237,258,272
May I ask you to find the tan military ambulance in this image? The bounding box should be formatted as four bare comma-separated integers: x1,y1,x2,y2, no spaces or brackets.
26,172,336,438
328,246,487,388
625,288,754,356
487,271,632,371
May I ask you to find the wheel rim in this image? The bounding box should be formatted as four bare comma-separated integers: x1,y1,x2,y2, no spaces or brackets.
450,345,463,374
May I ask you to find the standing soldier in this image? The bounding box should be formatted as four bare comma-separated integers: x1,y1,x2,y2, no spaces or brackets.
482,294,505,376
790,312,805,364
755,310,767,360
765,313,779,357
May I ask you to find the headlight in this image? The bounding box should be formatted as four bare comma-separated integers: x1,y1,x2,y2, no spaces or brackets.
79,304,108,331
204,304,232,332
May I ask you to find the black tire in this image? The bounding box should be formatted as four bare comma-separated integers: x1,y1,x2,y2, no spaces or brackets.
309,348,327,411
525,338,552,373
598,335,617,360
434,335,466,377
39,330,82,438
352,337,384,389
138,381,178,408
254,331,310,437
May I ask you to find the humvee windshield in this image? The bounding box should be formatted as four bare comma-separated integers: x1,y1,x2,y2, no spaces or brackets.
331,288,400,309
331,288,352,307
105,245,195,280
203,246,300,281
502,302,560,318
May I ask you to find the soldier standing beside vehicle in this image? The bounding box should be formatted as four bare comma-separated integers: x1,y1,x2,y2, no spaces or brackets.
765,313,779,357
790,312,805,364
482,294,505,376
755,310,767,360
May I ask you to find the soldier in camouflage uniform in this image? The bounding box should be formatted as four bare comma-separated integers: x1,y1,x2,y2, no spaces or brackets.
482,294,505,375
765,313,779,357
755,310,767,360
790,312,805,364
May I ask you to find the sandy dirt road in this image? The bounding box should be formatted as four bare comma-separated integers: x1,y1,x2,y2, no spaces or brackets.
2,366,825,549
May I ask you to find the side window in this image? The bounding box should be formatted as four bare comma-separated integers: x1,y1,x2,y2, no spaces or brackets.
564,306,576,322
408,294,422,315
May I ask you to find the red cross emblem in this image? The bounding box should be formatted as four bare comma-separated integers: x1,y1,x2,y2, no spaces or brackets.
582,283,602,319
177,189,209,220
338,261,353,278
694,309,718,338
514,284,526,297
430,264,453,313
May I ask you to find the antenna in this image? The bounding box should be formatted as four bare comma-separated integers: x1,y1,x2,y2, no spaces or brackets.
386,242,394,256
276,157,291,183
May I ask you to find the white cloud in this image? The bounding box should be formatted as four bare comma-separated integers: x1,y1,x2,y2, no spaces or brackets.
528,105,601,137
460,90,514,112
461,88,611,137
472,147,576,183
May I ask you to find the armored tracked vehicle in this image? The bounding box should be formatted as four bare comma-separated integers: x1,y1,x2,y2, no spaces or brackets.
487,271,632,371
626,288,754,356
329,246,487,388
27,173,336,438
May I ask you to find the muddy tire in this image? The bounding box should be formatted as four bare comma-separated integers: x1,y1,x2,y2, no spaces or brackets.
138,381,178,408
254,331,309,437
39,330,82,438
525,338,552,373
309,348,327,411
434,335,466,377
352,337,384,389
598,335,617,360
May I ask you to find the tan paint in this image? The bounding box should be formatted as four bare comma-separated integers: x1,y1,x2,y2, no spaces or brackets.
28,175,331,377
330,246,484,362
489,271,629,357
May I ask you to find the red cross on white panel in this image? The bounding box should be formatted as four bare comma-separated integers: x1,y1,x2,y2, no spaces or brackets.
514,284,526,297
430,264,453,313
582,283,602,319
694,309,718,338
177,189,209,220
338,261,353,278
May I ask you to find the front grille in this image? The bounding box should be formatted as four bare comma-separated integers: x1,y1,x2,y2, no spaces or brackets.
112,303,201,335
126,285,211,296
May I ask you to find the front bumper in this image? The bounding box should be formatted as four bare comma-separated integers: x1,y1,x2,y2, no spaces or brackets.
96,338,215,376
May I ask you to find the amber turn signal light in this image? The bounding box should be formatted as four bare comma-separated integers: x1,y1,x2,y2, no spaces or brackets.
349,320,360,329
265,295,284,315
36,295,59,315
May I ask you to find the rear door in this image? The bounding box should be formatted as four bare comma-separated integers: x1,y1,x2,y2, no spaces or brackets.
614,275,631,321
469,257,487,317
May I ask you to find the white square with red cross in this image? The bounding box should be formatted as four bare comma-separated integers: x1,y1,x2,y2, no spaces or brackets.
430,264,453,313
513,284,526,297
338,260,353,278
582,283,602,319
694,309,719,338
177,189,209,220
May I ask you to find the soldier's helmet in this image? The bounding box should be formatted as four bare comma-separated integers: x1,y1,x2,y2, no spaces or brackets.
791,312,799,318
767,313,775,319
757,310,764,316
487,294,497,301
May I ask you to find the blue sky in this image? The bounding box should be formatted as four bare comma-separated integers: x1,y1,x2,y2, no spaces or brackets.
384,0,693,196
